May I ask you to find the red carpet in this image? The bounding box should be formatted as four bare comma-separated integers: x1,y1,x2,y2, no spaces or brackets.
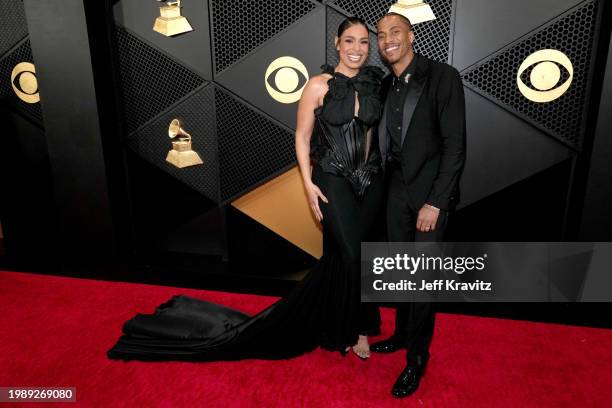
1,270,611,407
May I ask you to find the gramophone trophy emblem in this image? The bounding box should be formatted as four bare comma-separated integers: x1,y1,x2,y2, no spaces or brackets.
153,0,193,37
389,0,436,24
166,119,203,168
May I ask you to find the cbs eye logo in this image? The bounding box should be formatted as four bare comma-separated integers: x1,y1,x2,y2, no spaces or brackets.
516,49,573,103
11,62,40,104
265,56,309,104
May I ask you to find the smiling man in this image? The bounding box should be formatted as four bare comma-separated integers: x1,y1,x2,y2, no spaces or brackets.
370,12,466,398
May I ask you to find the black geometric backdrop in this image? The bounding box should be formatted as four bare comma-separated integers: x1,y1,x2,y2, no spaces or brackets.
110,0,602,211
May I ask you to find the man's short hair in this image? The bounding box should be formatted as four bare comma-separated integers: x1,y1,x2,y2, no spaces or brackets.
377,12,414,32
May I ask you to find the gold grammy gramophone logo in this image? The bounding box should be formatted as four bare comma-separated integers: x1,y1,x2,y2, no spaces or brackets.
265,56,309,104
166,119,203,168
11,62,39,104
517,49,573,103
388,0,436,24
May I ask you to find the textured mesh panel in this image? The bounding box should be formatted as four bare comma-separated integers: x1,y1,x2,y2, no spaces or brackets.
331,0,393,29
0,0,28,58
462,1,598,149
326,7,389,74
115,27,206,134
0,38,43,125
215,87,295,202
330,0,453,63
211,0,317,74
412,0,452,63
127,84,220,202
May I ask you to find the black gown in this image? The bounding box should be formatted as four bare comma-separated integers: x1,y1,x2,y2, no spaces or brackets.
107,65,385,362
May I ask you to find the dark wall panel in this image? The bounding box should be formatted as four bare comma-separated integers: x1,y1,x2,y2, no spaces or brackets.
580,28,612,239
211,0,317,74
460,88,573,207
0,109,57,269
449,159,573,241
453,0,584,71
23,0,117,260
215,87,296,202
0,0,56,269
115,27,207,134
0,0,28,57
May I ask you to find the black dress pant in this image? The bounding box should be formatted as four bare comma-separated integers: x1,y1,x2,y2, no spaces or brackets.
385,168,448,363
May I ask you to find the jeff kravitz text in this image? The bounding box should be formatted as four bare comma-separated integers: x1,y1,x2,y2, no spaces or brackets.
372,279,492,291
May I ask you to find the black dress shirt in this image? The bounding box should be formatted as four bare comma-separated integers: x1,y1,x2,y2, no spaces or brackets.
386,57,417,162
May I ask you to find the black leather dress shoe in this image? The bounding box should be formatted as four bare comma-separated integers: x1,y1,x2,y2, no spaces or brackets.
391,362,426,398
370,336,407,353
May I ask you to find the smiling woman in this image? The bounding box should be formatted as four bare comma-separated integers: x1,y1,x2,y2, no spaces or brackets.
107,16,386,363
335,17,371,69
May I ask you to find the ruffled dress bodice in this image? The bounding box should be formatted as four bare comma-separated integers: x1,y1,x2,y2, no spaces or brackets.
310,65,384,197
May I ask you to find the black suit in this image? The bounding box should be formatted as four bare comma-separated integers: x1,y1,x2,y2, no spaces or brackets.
377,53,466,362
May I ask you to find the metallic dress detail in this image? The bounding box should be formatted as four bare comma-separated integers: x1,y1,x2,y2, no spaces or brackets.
311,65,385,197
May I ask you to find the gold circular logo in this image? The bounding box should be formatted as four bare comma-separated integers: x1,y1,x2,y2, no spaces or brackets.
11,62,40,104
517,49,573,103
265,56,309,104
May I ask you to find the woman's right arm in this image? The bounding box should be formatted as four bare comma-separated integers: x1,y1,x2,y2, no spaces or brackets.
295,76,328,222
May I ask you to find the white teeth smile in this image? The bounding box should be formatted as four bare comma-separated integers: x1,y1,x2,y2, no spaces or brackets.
385,45,399,52
348,54,361,62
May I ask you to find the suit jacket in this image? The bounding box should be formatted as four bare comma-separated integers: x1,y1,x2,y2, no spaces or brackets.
378,53,466,211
